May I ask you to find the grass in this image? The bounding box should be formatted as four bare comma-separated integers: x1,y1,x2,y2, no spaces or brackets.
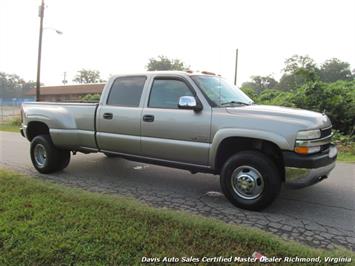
0,168,353,265
335,141,355,163
0,117,21,133
0,123,19,132
337,152,355,163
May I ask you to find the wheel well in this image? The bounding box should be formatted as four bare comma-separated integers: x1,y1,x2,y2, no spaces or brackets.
26,122,50,141
215,137,285,180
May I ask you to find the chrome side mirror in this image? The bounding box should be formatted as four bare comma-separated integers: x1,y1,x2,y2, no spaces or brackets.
178,96,202,111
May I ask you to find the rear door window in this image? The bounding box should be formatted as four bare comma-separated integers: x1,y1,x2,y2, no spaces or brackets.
107,76,146,107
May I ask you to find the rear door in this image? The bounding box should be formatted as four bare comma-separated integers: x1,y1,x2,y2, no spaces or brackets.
96,76,147,155
141,76,211,165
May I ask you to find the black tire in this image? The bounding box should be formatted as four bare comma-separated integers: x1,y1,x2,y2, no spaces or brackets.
55,150,71,171
220,150,281,211
30,135,68,174
104,152,119,158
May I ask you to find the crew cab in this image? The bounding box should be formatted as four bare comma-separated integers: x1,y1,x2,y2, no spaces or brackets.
20,71,337,210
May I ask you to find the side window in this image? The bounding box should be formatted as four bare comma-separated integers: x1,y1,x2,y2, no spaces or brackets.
148,79,194,109
107,76,146,107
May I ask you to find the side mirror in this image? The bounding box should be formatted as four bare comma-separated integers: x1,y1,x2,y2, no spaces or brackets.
178,96,202,112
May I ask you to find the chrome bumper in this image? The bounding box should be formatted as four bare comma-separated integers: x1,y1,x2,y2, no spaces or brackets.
284,145,337,189
285,161,336,188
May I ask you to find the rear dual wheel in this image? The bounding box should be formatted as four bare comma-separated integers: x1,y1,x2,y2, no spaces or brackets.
30,135,71,174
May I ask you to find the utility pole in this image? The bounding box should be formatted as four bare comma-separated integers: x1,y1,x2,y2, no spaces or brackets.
36,0,45,101
62,72,68,85
234,49,238,86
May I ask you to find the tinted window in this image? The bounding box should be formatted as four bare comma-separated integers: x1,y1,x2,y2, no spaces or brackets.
149,79,194,109
107,76,146,107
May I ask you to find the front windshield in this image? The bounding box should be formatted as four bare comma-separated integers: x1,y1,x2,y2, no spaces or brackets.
191,75,253,107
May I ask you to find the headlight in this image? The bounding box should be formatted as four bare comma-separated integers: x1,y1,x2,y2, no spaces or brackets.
296,129,321,140
295,129,321,154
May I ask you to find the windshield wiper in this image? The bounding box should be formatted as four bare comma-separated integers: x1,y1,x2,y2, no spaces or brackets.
221,101,251,106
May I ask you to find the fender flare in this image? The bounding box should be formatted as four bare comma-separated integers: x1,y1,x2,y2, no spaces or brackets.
209,128,291,169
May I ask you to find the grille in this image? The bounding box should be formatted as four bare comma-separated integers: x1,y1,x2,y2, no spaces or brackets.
320,126,332,152
320,143,330,152
320,126,332,138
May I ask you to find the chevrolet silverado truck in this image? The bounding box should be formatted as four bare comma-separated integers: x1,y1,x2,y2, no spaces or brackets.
20,71,337,210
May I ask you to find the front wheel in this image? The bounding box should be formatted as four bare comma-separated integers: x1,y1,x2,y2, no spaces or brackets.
220,150,281,211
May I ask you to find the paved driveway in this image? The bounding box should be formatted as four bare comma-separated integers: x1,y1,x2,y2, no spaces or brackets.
1,131,354,251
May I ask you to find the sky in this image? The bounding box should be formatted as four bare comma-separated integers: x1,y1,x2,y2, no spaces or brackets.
1,0,355,87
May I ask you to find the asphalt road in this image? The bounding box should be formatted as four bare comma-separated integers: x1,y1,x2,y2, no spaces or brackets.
0,131,354,251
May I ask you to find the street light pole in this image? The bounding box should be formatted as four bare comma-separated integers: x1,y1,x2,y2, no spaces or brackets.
234,48,239,86
36,0,45,101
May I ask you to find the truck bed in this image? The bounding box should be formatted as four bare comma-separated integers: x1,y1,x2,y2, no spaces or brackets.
22,102,99,151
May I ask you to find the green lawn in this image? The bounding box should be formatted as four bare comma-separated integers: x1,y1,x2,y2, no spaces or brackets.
0,123,19,132
0,168,353,265
337,152,355,163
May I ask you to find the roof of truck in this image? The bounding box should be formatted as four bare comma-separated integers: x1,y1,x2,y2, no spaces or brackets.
110,70,219,78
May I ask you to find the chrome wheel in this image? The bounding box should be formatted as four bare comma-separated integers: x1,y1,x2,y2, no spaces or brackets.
34,144,47,168
231,166,264,200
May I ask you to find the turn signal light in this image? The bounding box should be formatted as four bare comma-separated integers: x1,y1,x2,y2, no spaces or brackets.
295,146,321,155
295,146,309,154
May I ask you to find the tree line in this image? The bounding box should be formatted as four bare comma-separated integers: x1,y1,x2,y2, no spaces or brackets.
241,55,354,92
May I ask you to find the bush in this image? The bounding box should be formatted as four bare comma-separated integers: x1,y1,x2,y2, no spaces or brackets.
9,116,21,126
257,89,296,107
332,130,355,155
293,81,354,134
332,130,354,145
242,80,355,134
240,87,258,100
81,93,101,102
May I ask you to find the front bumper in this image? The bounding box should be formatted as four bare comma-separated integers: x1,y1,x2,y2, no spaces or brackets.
283,144,337,188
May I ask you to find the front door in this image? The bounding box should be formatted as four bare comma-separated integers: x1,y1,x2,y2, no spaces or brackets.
141,77,211,165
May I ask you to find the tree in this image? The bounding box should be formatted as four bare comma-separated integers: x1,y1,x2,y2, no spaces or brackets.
319,58,353,83
283,55,317,74
0,72,35,98
146,55,189,71
241,75,278,94
278,74,303,91
73,69,103,84
279,55,319,91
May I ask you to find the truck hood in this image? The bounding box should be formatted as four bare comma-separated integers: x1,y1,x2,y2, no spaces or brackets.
225,104,331,129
